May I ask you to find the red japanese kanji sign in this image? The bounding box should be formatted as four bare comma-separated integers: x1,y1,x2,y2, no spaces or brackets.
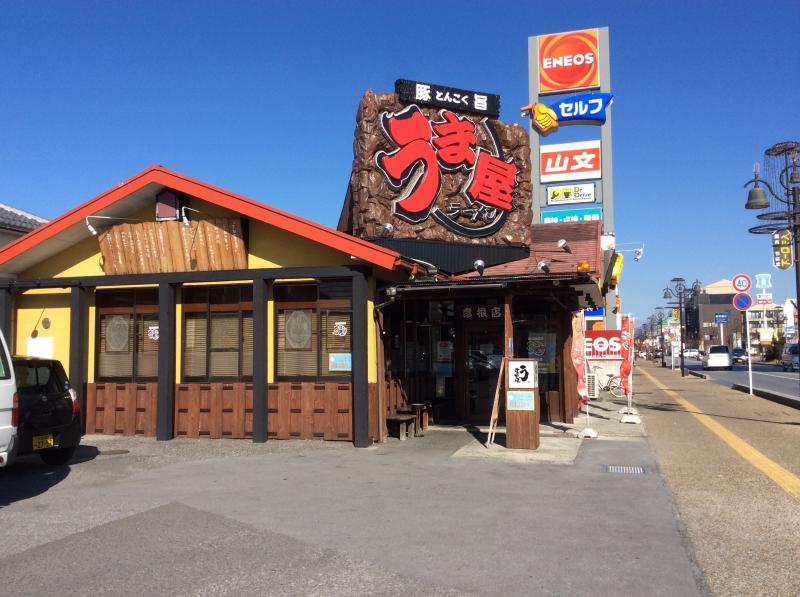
540,140,601,183
375,104,519,238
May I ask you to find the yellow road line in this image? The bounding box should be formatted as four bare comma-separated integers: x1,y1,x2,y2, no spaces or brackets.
639,367,800,499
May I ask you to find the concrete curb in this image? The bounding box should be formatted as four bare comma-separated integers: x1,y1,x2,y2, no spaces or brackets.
730,383,799,409
687,370,707,380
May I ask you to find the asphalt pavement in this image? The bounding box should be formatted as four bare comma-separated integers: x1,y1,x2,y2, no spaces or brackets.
0,427,703,596
667,357,799,404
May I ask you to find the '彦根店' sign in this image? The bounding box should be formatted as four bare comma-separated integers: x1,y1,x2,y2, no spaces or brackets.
344,83,533,245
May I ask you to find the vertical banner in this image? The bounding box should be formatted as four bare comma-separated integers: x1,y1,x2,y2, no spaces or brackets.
619,315,632,396
571,311,588,403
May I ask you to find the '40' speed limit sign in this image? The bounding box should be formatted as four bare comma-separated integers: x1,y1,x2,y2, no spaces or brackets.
732,274,751,293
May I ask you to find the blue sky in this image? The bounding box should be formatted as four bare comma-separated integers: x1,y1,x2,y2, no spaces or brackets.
1,0,798,319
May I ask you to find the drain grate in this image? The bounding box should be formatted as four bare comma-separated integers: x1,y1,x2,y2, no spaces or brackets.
606,465,646,474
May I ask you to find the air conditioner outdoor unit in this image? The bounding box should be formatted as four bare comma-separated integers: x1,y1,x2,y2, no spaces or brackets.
586,373,598,399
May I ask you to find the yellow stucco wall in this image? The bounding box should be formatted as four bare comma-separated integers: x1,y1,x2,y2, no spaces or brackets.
367,277,376,383
21,236,105,280
248,221,352,268
15,291,72,371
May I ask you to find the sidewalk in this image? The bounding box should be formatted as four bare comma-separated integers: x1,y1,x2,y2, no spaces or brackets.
632,361,800,596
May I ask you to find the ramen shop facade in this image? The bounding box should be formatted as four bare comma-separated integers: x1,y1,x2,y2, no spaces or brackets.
0,166,418,447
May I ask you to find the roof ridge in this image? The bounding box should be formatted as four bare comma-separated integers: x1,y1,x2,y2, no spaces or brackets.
0,202,48,223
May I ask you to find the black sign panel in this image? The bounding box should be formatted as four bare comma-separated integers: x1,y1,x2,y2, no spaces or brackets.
395,79,501,118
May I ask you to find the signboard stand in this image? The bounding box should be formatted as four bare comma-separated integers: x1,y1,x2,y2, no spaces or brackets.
505,358,540,450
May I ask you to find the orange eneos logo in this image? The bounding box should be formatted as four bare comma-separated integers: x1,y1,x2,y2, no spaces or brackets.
538,29,600,94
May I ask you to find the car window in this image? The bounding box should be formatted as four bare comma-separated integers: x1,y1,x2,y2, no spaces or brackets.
0,342,9,380
709,346,728,354
13,361,68,393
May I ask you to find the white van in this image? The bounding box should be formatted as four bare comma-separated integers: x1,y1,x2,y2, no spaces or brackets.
0,329,17,467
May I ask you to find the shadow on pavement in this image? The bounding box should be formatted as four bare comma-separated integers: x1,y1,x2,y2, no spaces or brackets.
635,402,800,426
0,445,99,508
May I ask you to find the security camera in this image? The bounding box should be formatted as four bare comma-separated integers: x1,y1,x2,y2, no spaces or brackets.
557,239,572,253
537,260,550,273
474,259,485,276
382,222,394,237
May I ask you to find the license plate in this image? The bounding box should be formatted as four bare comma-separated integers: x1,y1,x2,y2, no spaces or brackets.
32,434,54,451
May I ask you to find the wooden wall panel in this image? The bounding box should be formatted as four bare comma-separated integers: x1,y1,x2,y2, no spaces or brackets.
261,382,351,441
89,382,352,442
174,383,252,438
97,218,247,276
85,383,157,436
368,383,380,442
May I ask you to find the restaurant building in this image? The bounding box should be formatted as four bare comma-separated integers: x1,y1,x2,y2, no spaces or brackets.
0,82,614,447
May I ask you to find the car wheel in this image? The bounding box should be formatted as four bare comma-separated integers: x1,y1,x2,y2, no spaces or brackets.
39,446,76,466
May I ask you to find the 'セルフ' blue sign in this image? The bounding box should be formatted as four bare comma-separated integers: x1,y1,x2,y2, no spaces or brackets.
551,92,614,125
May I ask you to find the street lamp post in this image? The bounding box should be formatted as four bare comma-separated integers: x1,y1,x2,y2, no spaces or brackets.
655,307,666,368
663,279,702,378
742,142,800,335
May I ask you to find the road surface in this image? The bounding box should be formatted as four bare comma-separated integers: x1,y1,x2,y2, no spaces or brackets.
666,358,799,404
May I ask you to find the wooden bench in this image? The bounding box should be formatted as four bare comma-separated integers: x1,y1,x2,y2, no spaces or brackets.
386,414,417,440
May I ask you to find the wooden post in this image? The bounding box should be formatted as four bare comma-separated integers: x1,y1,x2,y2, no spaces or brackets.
504,293,540,449
69,287,88,430
156,282,176,441
252,278,268,442
351,269,371,447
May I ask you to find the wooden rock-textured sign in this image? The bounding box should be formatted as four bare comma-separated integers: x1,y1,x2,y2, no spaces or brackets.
98,218,247,275
346,89,532,246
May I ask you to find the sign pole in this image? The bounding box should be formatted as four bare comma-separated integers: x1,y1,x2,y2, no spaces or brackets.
745,309,753,396
720,322,724,345
578,312,598,439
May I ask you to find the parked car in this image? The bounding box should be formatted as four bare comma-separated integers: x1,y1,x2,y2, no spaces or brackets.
781,343,799,372
12,356,81,465
682,348,699,359
702,345,732,371
731,348,749,364
0,330,16,468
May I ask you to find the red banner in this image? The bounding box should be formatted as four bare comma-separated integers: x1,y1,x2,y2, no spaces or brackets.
571,311,587,403
619,316,633,396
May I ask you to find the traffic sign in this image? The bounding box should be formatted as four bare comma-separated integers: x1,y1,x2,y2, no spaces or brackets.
732,274,751,293
714,312,728,324
732,292,753,311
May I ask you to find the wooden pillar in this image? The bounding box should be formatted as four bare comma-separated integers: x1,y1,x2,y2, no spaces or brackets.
351,269,371,447
156,282,176,441
504,291,540,449
69,287,88,427
375,305,387,442
252,278,268,442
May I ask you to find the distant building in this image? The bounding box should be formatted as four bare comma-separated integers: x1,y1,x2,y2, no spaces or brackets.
0,203,47,246
686,279,744,350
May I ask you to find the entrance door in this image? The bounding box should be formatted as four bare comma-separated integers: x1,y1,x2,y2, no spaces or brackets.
465,325,504,421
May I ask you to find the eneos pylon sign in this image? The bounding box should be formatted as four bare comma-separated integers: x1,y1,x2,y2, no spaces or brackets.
538,29,600,95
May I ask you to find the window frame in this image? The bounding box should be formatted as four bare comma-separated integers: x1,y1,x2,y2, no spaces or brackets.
94,288,159,383
274,282,352,383
181,285,253,383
